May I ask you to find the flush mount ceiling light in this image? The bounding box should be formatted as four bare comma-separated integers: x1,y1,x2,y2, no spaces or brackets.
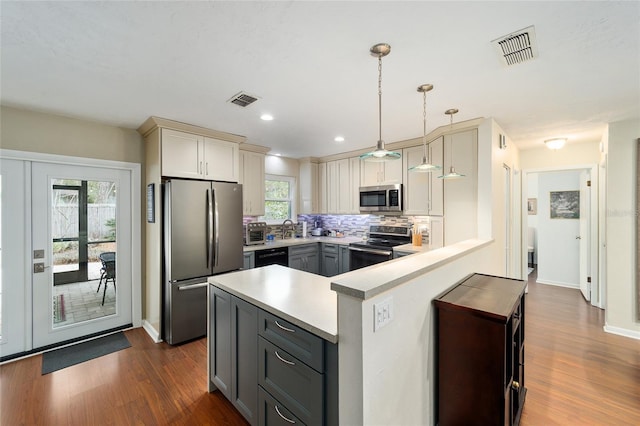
260,114,274,121
360,43,401,162
334,136,345,142
438,108,466,180
409,84,442,173
544,138,566,150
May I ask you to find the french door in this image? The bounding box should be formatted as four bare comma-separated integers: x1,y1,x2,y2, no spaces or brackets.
32,162,133,348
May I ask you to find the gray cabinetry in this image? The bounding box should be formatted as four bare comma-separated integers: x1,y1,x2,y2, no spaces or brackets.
243,252,255,270
321,243,340,277
339,245,350,273
288,243,319,274
210,286,258,425
210,286,337,426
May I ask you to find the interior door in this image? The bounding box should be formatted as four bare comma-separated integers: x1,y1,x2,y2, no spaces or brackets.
579,170,590,301
31,162,133,348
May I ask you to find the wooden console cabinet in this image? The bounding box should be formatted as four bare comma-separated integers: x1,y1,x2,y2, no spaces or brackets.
434,273,527,426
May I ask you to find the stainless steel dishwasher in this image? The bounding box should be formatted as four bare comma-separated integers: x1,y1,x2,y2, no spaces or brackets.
254,247,289,267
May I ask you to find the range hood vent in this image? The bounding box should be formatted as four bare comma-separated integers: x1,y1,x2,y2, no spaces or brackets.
492,25,538,66
228,92,259,107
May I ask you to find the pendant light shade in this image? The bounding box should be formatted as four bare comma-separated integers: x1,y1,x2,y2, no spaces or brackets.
409,84,442,172
438,108,466,179
360,43,401,162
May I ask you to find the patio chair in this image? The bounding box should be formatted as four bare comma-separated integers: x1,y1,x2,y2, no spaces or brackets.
97,252,116,305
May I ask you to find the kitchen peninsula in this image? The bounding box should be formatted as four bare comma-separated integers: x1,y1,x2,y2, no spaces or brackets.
208,238,493,425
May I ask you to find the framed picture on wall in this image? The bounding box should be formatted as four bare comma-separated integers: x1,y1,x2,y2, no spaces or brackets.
550,190,580,219
527,198,537,215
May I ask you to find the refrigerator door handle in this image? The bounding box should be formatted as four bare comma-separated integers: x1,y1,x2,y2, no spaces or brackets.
207,188,214,269
213,186,220,268
177,282,209,291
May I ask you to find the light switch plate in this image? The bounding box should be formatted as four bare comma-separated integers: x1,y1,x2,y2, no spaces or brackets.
373,297,394,332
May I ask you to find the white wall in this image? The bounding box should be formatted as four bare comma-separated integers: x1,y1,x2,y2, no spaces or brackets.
605,119,640,338
536,170,582,287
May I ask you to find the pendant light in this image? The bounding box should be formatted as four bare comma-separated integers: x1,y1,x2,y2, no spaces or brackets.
438,108,466,179
360,43,401,162
409,84,442,172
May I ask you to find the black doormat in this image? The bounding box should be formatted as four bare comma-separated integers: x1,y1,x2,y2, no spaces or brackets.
41,332,131,375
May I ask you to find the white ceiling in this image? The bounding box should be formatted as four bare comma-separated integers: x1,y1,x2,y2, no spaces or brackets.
1,1,639,158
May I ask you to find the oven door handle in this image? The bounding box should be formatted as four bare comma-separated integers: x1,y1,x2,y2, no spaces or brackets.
348,246,392,257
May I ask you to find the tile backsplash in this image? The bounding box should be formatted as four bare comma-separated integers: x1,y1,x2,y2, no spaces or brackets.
244,214,433,243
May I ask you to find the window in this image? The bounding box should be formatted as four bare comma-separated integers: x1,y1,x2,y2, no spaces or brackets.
261,174,296,224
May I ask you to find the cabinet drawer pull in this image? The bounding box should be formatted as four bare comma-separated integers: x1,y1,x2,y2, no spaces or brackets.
275,320,296,333
275,405,296,423
275,350,296,366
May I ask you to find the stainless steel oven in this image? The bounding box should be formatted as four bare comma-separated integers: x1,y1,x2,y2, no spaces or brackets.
348,245,393,271
348,225,411,271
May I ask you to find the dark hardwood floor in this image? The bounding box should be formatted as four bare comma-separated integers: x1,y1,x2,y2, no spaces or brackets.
1,270,638,425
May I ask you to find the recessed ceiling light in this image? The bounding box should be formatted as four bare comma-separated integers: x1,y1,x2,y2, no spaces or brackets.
334,136,345,142
260,114,274,121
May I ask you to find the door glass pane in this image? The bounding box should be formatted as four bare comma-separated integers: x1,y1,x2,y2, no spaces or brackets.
52,187,80,274
52,179,117,328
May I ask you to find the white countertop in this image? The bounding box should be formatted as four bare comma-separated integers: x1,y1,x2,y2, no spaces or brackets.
208,265,338,343
331,239,493,300
243,236,362,252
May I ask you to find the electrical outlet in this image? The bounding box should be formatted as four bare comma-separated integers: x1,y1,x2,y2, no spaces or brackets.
373,297,394,332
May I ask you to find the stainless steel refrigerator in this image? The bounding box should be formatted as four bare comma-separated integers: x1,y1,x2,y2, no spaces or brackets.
163,179,243,344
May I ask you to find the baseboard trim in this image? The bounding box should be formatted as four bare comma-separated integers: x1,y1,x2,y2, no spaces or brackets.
603,324,640,340
142,320,163,343
535,279,579,289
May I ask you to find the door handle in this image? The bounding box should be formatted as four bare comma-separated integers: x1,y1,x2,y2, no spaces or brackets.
177,282,208,291
576,236,582,240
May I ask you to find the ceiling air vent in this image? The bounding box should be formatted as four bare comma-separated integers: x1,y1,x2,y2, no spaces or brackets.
228,91,259,107
492,25,538,66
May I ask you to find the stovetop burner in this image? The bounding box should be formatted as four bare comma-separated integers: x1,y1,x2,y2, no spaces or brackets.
350,225,412,250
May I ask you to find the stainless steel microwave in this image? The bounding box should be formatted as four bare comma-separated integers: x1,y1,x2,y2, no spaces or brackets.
359,184,403,213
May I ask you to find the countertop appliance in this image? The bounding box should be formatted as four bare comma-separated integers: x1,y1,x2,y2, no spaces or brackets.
245,221,267,245
163,179,243,345
359,184,403,213
254,247,289,268
348,225,411,271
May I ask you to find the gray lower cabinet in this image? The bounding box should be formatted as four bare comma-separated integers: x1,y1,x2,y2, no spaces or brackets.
210,286,258,425
339,245,349,274
210,286,337,426
243,252,255,269
288,244,319,274
321,243,340,277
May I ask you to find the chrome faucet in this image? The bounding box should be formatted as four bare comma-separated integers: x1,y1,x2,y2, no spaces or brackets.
281,219,294,239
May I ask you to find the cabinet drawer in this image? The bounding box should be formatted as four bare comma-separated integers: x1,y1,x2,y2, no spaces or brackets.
289,244,318,256
259,387,306,426
322,243,338,254
258,337,322,426
259,310,324,372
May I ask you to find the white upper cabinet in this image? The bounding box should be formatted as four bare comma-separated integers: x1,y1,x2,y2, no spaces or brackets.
349,156,361,213
403,145,430,215
299,160,319,214
443,129,478,245
360,157,403,187
318,162,327,214
429,137,444,216
240,150,265,216
161,129,202,179
403,137,444,215
161,128,239,182
325,158,359,214
203,136,240,182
